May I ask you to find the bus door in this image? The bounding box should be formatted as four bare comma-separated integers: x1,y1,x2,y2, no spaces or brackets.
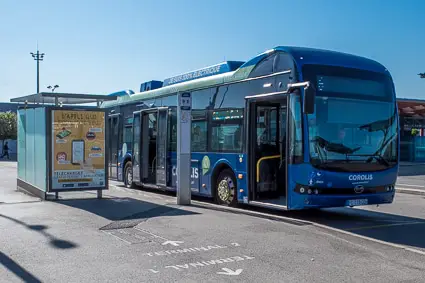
246,94,288,207
156,108,168,186
139,107,169,187
108,113,121,179
132,111,142,184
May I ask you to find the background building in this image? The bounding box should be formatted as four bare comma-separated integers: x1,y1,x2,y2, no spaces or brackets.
398,98,425,163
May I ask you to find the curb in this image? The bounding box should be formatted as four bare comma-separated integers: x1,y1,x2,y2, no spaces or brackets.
190,200,312,226
396,187,425,196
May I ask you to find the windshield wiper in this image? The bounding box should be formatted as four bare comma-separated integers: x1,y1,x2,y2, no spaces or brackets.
347,153,390,166
312,136,361,155
359,108,397,132
366,154,390,166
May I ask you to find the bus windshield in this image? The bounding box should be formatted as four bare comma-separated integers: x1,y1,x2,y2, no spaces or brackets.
303,65,398,172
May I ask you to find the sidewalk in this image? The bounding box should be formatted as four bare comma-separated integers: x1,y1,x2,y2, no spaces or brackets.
396,162,425,196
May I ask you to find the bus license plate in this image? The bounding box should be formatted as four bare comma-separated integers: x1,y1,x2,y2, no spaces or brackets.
346,199,368,206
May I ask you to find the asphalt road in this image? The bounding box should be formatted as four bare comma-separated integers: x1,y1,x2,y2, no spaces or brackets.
1,162,425,282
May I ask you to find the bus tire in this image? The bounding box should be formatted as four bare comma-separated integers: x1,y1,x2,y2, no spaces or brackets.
124,162,135,188
214,169,237,206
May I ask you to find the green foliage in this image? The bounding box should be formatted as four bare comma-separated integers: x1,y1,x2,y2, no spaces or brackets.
411,128,419,136
0,111,17,141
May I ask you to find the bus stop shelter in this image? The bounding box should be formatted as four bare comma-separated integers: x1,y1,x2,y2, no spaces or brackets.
10,92,117,200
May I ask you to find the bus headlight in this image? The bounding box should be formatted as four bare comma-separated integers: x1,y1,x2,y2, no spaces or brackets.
300,187,305,194
386,185,395,192
314,189,319,195
308,189,312,195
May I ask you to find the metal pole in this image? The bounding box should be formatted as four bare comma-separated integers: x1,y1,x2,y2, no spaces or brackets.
177,92,192,205
36,50,40,93
31,49,44,94
97,189,102,199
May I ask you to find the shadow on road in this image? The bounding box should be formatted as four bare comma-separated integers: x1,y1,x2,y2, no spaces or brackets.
233,205,425,251
0,214,78,250
0,251,42,283
56,197,200,225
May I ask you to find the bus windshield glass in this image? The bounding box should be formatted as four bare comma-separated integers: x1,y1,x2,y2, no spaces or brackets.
303,65,398,172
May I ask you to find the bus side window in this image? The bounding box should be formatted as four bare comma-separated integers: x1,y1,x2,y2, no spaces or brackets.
211,123,243,153
288,94,303,163
168,108,177,152
123,125,132,154
249,54,276,78
191,121,207,152
274,52,294,73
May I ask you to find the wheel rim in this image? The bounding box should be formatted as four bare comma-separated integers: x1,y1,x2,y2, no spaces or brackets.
127,168,133,185
217,178,233,203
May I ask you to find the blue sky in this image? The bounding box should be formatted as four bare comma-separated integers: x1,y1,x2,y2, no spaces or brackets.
0,0,424,102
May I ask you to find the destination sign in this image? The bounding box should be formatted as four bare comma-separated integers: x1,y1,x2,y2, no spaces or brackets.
163,61,244,87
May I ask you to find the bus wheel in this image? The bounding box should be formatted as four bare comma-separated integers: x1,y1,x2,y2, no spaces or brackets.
215,169,237,206
124,162,134,188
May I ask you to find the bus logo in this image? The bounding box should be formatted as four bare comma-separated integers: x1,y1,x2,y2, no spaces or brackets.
354,185,365,194
202,156,211,175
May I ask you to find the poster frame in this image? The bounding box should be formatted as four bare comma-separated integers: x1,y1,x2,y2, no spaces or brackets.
46,106,109,193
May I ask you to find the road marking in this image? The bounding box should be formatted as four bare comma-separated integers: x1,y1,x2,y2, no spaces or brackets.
143,245,228,257
346,221,425,231
162,240,184,247
163,255,255,272
148,269,159,274
134,227,168,241
102,231,132,244
231,242,240,247
217,268,243,276
396,188,425,195
397,183,425,188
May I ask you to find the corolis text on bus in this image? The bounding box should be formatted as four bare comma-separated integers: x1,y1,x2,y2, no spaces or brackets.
348,174,373,181
172,166,199,179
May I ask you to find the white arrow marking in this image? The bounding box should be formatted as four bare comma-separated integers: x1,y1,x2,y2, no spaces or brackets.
162,240,184,247
217,268,243,276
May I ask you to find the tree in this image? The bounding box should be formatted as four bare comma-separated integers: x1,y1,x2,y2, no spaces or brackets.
0,111,17,152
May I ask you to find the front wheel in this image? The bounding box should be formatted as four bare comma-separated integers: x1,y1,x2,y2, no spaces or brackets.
214,169,237,206
124,162,135,188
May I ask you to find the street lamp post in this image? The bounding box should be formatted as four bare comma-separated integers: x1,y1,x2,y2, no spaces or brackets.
47,85,59,92
30,50,45,93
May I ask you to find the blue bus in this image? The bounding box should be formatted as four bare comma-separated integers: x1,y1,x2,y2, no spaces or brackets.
101,46,399,210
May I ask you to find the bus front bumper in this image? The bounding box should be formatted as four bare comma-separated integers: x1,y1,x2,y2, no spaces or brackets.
294,192,395,210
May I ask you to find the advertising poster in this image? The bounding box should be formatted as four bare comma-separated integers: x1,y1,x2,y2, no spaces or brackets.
51,110,106,190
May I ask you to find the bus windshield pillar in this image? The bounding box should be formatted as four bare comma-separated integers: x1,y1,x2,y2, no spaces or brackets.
177,92,192,205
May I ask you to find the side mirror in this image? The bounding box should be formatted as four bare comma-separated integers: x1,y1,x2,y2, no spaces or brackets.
303,83,316,114
287,81,316,114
